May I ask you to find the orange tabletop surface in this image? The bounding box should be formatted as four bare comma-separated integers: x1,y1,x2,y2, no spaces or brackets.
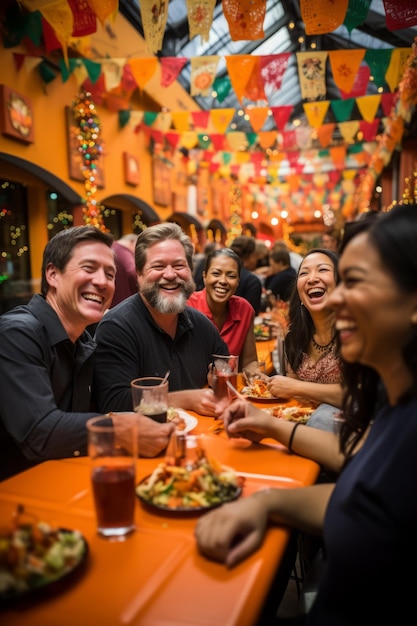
256,338,276,374
0,414,319,626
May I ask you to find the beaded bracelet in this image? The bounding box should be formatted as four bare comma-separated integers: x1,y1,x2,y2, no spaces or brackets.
288,422,302,454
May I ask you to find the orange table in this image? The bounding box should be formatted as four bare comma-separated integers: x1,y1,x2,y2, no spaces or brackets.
0,414,319,626
256,337,276,374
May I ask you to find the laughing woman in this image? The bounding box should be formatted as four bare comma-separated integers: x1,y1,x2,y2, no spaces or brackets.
188,248,260,375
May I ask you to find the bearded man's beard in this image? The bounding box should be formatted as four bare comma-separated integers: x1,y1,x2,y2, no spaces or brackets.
142,279,195,314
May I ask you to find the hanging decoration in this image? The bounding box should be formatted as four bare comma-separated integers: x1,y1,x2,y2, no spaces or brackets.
226,179,243,245
71,90,107,230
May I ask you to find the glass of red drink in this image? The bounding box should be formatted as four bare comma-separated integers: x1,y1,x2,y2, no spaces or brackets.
212,355,239,401
87,414,138,540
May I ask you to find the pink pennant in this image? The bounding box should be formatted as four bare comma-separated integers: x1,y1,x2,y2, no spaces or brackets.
260,53,291,90
270,105,293,130
383,0,417,30
340,64,370,98
161,58,188,87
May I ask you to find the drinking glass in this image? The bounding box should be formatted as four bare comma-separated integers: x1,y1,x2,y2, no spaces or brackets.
86,414,138,540
212,354,239,401
131,377,169,423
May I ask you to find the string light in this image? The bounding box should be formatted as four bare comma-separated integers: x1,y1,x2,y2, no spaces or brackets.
71,91,107,231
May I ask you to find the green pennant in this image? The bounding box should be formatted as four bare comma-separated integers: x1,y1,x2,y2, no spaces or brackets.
25,11,43,46
343,0,372,33
197,134,211,149
364,49,393,88
143,111,158,126
83,59,102,85
331,99,355,123
348,142,365,154
223,152,232,165
213,76,231,103
38,60,56,84
118,109,131,128
246,133,258,147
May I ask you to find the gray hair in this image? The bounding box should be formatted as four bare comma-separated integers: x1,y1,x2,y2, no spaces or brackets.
135,222,194,272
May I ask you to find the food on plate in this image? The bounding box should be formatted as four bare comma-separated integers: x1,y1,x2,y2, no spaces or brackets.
267,404,314,424
167,407,186,431
241,379,274,399
0,519,86,596
254,319,271,340
136,442,244,509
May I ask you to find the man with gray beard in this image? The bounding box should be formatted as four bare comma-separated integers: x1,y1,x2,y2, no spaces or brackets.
93,223,229,417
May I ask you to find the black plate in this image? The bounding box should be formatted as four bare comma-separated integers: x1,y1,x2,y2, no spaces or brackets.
136,475,242,514
0,528,89,605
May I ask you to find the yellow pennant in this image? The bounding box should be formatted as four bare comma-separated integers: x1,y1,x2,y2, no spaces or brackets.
329,49,365,94
356,95,381,122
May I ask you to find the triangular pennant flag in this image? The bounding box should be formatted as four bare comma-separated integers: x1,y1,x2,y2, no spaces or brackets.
330,98,355,122
197,134,212,149
297,51,328,100
225,55,257,103
190,56,220,96
191,111,210,129
166,132,180,149
282,130,298,150
356,94,381,122
38,59,56,84
295,126,313,150
270,105,293,130
244,58,267,102
246,133,258,147
385,47,411,92
100,59,125,91
382,0,417,30
317,123,336,148
128,57,158,89
160,57,187,87
82,75,106,105
171,111,190,132
343,0,372,33
179,131,198,150
329,49,365,94
260,53,291,92
245,107,269,132
338,121,360,143
210,108,235,133
185,0,216,42
211,134,226,150
303,101,330,127
73,62,89,88
257,131,277,149
69,0,97,35
223,0,266,40
226,132,248,151
212,75,232,102
153,112,172,132
364,49,393,88
381,92,396,116
118,109,130,129
82,58,102,84
359,119,380,141
85,0,118,25
300,0,349,34
340,64,370,98
139,0,169,53
143,111,159,127
329,145,347,170
41,16,62,52
13,53,26,72
35,0,74,65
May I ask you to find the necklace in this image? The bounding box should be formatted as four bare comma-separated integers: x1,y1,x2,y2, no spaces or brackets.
312,335,336,353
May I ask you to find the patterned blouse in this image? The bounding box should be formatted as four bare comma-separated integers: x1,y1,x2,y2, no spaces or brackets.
296,348,342,384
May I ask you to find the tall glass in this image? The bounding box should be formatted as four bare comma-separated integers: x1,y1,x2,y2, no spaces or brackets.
87,414,138,540
131,377,169,423
212,355,239,401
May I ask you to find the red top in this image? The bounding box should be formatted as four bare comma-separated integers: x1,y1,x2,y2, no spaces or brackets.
188,289,255,357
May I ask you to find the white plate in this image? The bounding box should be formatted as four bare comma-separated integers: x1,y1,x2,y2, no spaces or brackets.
169,409,198,433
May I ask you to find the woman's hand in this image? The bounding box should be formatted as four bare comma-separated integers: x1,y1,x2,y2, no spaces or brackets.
222,399,277,442
268,374,298,399
195,492,270,567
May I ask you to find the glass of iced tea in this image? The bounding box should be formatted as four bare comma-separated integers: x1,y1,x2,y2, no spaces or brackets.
87,414,138,540
212,355,239,401
131,377,169,423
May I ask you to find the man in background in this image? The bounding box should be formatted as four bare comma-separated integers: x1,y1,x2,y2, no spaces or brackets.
111,233,138,307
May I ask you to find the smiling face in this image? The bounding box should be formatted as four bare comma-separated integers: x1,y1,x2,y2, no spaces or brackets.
203,253,240,307
45,240,116,340
138,239,195,314
329,232,417,373
297,252,337,313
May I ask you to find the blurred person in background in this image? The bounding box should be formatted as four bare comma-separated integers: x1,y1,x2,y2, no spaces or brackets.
110,233,138,308
273,240,304,273
264,247,297,302
230,235,262,315
321,228,341,252
193,241,222,291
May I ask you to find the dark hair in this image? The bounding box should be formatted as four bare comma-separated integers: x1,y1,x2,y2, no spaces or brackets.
338,210,381,254
285,248,340,372
340,204,417,460
204,248,242,276
230,235,256,260
40,226,114,296
135,222,194,272
270,248,290,266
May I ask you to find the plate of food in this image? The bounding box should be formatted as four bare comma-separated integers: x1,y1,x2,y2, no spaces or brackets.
0,520,88,603
167,407,198,433
240,379,278,403
266,404,315,424
136,452,244,513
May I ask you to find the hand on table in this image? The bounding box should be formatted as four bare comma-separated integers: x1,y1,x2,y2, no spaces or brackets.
136,414,176,457
222,399,276,442
195,492,269,567
267,374,297,399
169,388,230,417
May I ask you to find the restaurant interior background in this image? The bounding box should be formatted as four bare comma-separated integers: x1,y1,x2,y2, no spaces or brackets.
0,0,417,313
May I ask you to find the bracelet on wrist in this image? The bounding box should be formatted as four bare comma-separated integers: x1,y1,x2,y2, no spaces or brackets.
288,422,302,454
